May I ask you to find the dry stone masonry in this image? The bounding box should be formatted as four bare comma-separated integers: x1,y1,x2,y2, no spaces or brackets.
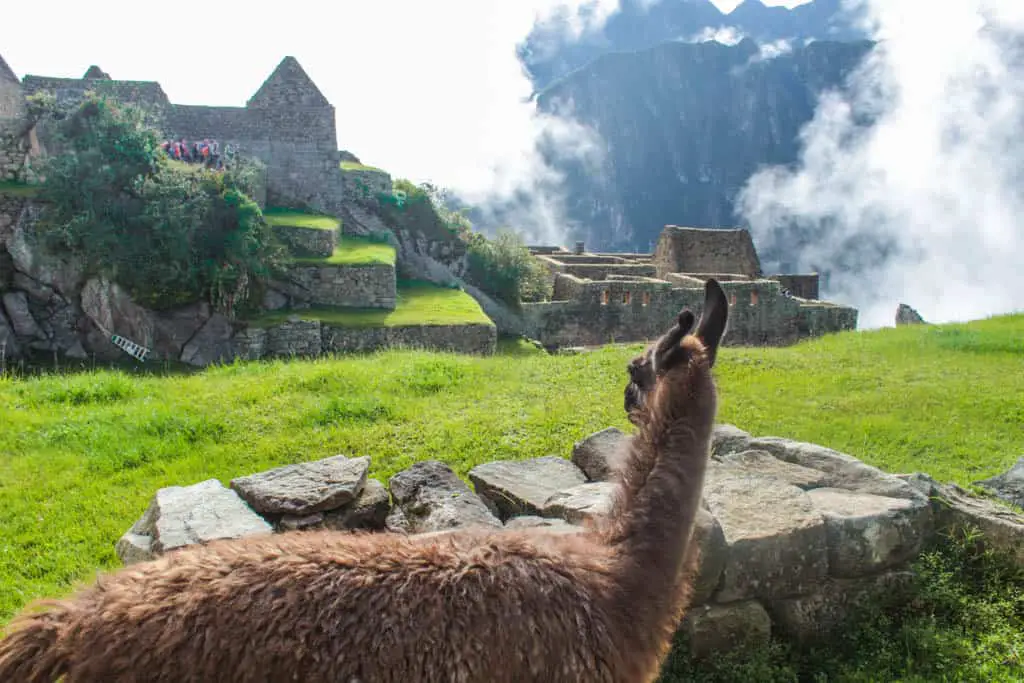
116,423,1024,660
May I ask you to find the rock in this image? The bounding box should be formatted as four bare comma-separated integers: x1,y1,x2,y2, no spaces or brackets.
150,302,211,360
704,468,829,602
679,600,772,659
262,287,289,311
0,309,20,358
503,515,581,533
385,505,411,534
12,272,58,303
81,277,153,349
895,303,926,326
388,460,502,534
65,340,88,360
746,437,925,501
116,479,272,565
179,313,234,366
691,505,728,604
542,482,617,524
717,449,828,489
323,478,391,531
807,488,930,577
974,457,1024,510
2,290,43,338
711,423,753,457
572,427,629,481
7,206,85,298
901,474,1024,564
468,456,587,519
231,454,371,517
278,512,325,532
769,571,915,645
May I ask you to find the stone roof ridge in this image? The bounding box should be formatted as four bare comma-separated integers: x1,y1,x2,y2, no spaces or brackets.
0,53,19,85
247,55,331,109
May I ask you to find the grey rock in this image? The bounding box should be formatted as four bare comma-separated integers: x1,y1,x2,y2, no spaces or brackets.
81,277,153,349
116,479,272,564
503,515,580,533
180,313,234,366
746,437,924,501
7,206,85,298
469,456,587,519
717,449,828,489
895,303,927,326
231,455,371,517
704,467,829,602
385,505,411,534
323,478,392,531
388,460,502,534
65,340,88,360
278,512,325,532
2,290,43,338
262,287,289,311
679,600,772,659
711,423,753,457
691,505,728,604
114,532,155,565
572,427,629,481
0,309,19,359
542,482,617,524
151,302,211,360
769,571,915,645
974,457,1024,510
807,488,930,577
12,272,58,303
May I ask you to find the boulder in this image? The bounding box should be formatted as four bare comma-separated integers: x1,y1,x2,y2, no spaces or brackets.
7,206,85,298
571,427,629,481
231,455,371,517
717,449,828,489
503,515,581,533
388,460,502,534
711,423,753,457
0,308,20,358
679,600,772,659
704,466,829,602
542,482,617,524
278,512,325,532
179,313,234,366
895,303,927,326
469,456,587,519
807,488,930,577
2,290,43,338
323,478,392,531
973,457,1024,510
115,479,272,565
151,301,211,360
745,437,925,501
81,277,153,349
690,505,728,604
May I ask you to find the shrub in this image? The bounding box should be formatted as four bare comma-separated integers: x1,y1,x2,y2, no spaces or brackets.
31,93,286,314
464,229,551,307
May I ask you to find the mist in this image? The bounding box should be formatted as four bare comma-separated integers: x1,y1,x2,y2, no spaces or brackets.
738,0,1024,328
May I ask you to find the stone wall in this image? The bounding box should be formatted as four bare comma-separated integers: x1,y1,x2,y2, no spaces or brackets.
773,273,820,300
342,168,393,205
323,323,497,356
284,263,396,309
272,224,336,258
112,424,1024,662
654,226,762,278
0,56,28,182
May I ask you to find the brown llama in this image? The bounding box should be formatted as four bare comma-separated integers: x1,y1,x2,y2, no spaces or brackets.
0,278,730,683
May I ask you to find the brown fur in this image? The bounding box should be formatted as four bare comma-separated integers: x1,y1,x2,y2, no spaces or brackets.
0,279,730,683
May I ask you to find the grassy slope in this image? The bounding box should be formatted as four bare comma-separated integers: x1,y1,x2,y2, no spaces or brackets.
0,180,40,197
340,161,386,173
1,315,1022,676
291,236,396,267
263,208,341,231
246,281,491,328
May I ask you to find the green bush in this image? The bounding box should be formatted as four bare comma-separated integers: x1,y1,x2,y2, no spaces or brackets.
31,94,285,314
464,229,551,307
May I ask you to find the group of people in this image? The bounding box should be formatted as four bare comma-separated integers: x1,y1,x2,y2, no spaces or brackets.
161,138,227,170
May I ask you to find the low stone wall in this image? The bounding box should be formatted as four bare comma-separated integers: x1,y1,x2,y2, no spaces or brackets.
342,168,393,203
773,273,819,300
114,423,1024,663
285,263,396,309
323,323,497,356
272,224,336,258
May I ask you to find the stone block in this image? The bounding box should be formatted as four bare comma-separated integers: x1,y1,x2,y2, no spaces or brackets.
679,600,772,660
571,427,629,481
469,456,587,520
388,460,502,534
542,482,617,524
231,454,371,517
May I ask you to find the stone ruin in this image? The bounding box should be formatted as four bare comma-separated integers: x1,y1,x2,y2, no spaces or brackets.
522,226,858,350
116,423,1024,659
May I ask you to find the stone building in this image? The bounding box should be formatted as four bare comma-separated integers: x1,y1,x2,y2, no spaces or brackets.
523,225,858,349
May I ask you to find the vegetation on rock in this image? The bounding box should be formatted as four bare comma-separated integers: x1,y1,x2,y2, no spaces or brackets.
464,228,551,306
30,94,286,314
263,207,341,231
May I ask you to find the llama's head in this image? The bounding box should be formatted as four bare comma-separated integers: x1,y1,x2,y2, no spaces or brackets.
624,278,729,421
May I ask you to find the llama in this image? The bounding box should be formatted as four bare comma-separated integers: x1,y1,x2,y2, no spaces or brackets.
0,278,730,683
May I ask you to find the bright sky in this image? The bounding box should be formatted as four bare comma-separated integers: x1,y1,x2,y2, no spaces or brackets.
2,0,807,200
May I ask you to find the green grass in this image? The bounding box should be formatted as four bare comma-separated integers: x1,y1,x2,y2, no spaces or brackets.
263,207,341,231
247,280,491,328
291,235,396,267
1,314,1023,678
340,160,386,173
0,180,41,197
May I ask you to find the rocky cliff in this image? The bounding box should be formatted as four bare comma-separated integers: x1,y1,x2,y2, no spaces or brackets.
531,37,874,252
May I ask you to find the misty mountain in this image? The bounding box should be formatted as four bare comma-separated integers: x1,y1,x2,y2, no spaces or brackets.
518,0,869,90
528,37,875,253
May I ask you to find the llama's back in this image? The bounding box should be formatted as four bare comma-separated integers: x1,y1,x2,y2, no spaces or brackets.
0,528,638,683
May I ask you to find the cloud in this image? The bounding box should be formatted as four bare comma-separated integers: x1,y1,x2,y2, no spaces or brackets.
737,0,1024,328
686,26,748,46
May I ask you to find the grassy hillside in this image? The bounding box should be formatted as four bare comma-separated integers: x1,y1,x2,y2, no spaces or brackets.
1,315,1022,677
291,236,397,267
263,207,341,231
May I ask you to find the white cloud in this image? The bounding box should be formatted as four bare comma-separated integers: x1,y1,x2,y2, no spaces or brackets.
687,26,747,46
738,0,1024,328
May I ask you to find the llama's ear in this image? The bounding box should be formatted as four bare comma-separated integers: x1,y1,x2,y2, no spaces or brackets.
695,278,729,367
653,309,695,366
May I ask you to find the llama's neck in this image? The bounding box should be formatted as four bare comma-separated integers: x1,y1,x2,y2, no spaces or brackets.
600,365,716,621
